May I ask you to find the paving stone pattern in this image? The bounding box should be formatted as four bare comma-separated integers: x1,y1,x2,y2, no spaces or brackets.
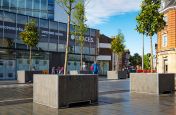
0,79,176,115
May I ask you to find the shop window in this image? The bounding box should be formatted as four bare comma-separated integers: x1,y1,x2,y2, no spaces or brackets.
8,73,13,77
35,60,39,64
8,61,13,66
27,60,30,64
0,73,3,78
0,11,3,21
0,61,3,66
43,60,47,65
18,59,23,64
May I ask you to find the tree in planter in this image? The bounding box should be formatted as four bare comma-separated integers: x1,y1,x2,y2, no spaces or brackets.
72,1,87,71
111,32,125,72
136,14,146,70
136,0,165,70
56,0,77,75
19,19,39,70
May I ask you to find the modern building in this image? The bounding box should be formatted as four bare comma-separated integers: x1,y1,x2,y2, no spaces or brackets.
0,0,99,80
97,34,130,75
0,0,79,23
157,0,176,73
97,34,112,75
0,0,55,20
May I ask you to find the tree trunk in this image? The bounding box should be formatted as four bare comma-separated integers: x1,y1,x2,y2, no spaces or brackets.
29,47,32,71
150,36,153,72
64,14,71,75
142,34,144,70
116,54,119,73
80,46,83,71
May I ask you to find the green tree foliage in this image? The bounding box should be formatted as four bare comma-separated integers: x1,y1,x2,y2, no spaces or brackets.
144,54,151,69
136,0,165,70
20,19,39,70
111,32,125,71
129,53,142,68
56,0,76,74
72,1,87,70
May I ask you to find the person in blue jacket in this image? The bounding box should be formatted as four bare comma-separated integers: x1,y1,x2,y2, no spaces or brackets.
93,61,99,74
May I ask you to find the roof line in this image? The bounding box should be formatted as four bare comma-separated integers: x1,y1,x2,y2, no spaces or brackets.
160,6,176,13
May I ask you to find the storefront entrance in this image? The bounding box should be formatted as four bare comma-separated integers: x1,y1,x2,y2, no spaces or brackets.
163,59,168,73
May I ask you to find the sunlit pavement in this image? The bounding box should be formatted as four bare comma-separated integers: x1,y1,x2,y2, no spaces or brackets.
0,78,175,115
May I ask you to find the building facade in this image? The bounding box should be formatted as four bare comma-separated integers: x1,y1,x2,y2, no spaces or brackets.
0,0,55,20
157,0,176,73
0,10,99,80
96,34,130,75
97,34,112,75
0,0,78,23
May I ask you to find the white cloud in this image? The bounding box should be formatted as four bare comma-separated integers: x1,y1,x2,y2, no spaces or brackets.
85,0,141,27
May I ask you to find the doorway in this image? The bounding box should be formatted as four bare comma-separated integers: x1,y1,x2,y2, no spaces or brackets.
163,59,168,73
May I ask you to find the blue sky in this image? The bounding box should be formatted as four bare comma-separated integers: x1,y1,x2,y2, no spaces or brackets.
85,0,157,55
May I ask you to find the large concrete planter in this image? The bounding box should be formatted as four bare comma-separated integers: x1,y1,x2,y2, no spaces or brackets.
107,71,127,80
130,73,175,94
33,74,98,108
17,70,42,83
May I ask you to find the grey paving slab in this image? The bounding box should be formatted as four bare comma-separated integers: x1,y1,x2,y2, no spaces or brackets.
0,85,32,101
0,79,175,115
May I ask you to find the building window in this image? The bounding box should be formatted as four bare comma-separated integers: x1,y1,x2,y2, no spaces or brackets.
163,16,168,25
4,11,16,23
8,73,13,78
0,73,3,78
17,14,27,24
162,34,167,47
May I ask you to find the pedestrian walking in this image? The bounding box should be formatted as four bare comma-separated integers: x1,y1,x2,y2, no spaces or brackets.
93,62,99,74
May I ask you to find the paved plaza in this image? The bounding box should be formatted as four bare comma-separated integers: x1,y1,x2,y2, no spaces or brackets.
0,78,175,115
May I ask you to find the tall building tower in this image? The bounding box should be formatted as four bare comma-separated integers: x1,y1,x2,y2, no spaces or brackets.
157,0,176,73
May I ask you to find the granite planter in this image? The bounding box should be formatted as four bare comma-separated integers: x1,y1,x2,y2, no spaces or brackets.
33,74,98,108
130,73,175,94
17,70,42,83
107,71,127,80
